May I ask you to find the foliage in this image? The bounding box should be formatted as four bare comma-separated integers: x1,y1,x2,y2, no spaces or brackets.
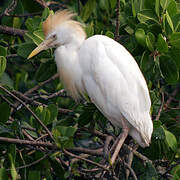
0,0,180,179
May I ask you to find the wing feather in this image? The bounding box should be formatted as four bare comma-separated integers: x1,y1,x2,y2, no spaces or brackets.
79,35,153,146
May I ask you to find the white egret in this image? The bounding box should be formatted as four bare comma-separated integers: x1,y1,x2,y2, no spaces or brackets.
28,10,153,165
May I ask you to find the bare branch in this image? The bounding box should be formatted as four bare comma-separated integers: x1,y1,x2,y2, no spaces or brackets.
156,92,164,121
124,161,138,180
34,0,48,8
115,0,120,41
0,0,17,17
24,73,59,96
0,136,54,148
164,85,180,110
63,149,109,171
0,25,27,37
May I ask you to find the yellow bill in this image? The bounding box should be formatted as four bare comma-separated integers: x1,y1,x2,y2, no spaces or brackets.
27,36,56,59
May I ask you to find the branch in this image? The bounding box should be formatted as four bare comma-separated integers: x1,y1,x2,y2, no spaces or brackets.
12,152,50,171
155,92,164,121
0,137,54,148
24,73,59,96
115,0,120,41
0,25,27,37
70,147,103,156
11,89,73,114
124,161,138,180
164,85,180,110
0,136,103,156
63,149,109,171
0,0,17,17
0,85,55,142
34,0,48,8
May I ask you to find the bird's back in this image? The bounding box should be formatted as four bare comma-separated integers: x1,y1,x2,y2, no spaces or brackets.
78,35,153,147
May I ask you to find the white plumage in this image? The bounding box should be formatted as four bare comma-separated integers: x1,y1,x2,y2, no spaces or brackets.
28,10,153,163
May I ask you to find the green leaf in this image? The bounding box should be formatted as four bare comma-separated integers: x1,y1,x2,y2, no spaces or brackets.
42,7,51,21
144,162,158,179
137,10,159,24
0,168,8,180
85,21,94,37
35,61,57,82
157,34,168,52
110,0,117,9
173,14,180,32
170,32,180,49
13,17,21,29
159,55,179,84
169,48,180,70
28,171,40,180
0,102,11,123
135,28,146,47
105,31,114,39
140,51,154,77
146,32,155,51
167,1,177,17
56,126,77,138
33,30,45,42
36,106,51,126
21,121,38,138
25,17,41,31
25,32,43,46
155,0,160,17
0,45,7,57
164,129,177,151
131,0,136,17
152,126,165,140
153,120,162,129
8,154,18,180
17,43,36,58
160,0,173,11
52,126,77,148
166,11,174,32
48,104,58,123
0,56,6,77
80,0,96,22
0,72,14,88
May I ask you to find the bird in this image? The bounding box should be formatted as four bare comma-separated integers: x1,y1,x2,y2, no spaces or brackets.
28,10,153,165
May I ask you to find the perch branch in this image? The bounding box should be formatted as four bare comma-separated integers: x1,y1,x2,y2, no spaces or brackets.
0,25,27,37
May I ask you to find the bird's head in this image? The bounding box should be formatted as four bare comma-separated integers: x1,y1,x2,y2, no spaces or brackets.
28,10,86,59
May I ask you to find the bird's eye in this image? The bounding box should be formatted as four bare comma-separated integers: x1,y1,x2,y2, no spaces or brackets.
52,34,56,39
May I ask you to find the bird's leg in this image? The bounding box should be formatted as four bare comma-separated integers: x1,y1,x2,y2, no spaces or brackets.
110,128,129,166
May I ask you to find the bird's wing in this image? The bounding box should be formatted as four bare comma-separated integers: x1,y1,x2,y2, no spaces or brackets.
79,35,152,144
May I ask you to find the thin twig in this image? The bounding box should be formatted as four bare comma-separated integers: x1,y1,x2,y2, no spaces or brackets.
7,152,51,171
24,73,59,96
124,144,152,163
164,85,180,110
6,12,42,17
63,149,109,171
0,0,17,17
34,0,48,8
12,90,73,114
156,92,164,120
70,147,103,156
115,0,120,41
0,85,55,142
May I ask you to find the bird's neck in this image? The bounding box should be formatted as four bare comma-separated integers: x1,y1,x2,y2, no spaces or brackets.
55,41,85,100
